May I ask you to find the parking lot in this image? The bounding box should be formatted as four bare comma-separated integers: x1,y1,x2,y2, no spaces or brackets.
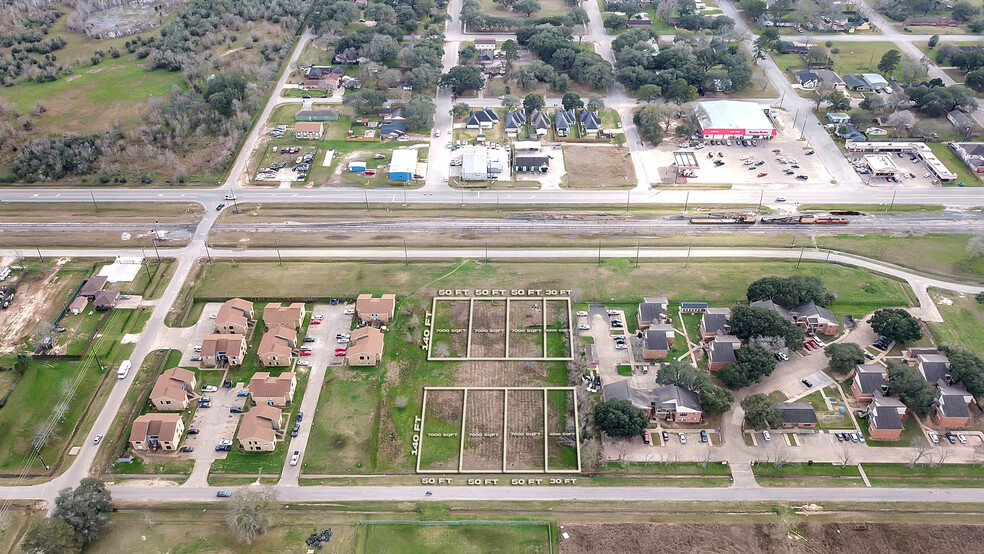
848,150,944,189
182,382,250,463
578,305,633,388
166,302,225,367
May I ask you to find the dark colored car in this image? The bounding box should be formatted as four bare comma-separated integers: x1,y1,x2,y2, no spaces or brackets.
216,203,226,211
292,423,301,437
230,406,244,414
216,490,232,497
296,411,303,422
802,379,813,388
946,432,957,444
303,337,315,343
179,446,194,453
223,380,233,388
215,444,231,452
187,428,200,435
662,430,670,443
700,430,708,443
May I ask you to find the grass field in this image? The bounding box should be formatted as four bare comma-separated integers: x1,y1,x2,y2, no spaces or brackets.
797,204,944,214
303,375,379,473
826,42,913,81
0,202,201,223
930,290,984,353
814,234,984,283
929,143,984,187
358,522,551,554
752,462,866,487
863,462,984,487
478,0,570,19
562,145,635,188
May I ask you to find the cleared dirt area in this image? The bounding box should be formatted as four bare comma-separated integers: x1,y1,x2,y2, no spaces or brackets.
454,361,550,388
508,300,544,358
563,145,635,189
419,389,464,471
461,389,505,472
559,522,984,553
0,260,79,352
505,389,545,471
470,300,507,358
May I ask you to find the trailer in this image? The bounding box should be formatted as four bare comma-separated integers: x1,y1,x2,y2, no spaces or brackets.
689,213,756,224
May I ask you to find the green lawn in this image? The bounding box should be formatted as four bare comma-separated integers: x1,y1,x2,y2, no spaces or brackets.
303,376,380,473
798,204,944,214
857,415,926,447
826,42,913,81
815,234,984,284
358,522,552,554
863,462,984,487
478,0,570,18
930,290,984,354
599,461,732,475
929,143,984,187
752,462,866,487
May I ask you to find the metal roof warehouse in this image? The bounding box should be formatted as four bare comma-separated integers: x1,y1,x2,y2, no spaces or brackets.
388,149,417,181
694,100,776,140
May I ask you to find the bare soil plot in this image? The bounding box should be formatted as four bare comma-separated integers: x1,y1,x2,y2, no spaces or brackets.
505,389,545,471
469,299,507,358
454,361,548,388
546,389,579,471
0,262,85,353
461,389,505,472
563,145,635,189
544,299,569,330
418,389,464,471
508,300,544,358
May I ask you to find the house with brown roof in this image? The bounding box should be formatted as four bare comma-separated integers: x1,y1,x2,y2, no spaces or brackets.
129,413,185,452
257,328,296,367
249,371,297,406
263,302,305,331
236,405,283,452
356,293,397,324
79,275,108,299
346,326,385,366
200,334,247,367
94,289,120,311
69,297,88,315
150,367,198,411
215,298,254,334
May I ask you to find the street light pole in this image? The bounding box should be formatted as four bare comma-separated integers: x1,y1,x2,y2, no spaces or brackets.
38,454,50,471
231,186,240,214
152,237,161,263
275,240,283,266
90,191,98,213
34,239,43,263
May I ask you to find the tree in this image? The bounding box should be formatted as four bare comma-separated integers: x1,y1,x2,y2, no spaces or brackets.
877,49,902,75
552,73,571,93
638,84,662,103
859,93,887,112
886,110,916,137
664,78,697,104
501,40,519,67
405,96,436,133
515,0,541,16
458,43,477,63
953,0,982,21
633,104,666,145
718,344,777,389
377,68,403,89
806,44,827,67
870,308,923,344
740,0,768,19
656,360,706,391
452,102,472,120
604,13,628,30
746,275,835,307
52,478,113,544
886,361,936,417
827,90,851,112
21,518,81,554
561,92,583,111
364,3,397,24
501,95,520,109
363,34,399,63
968,235,984,258
587,94,605,110
226,487,277,544
523,93,546,114
343,90,387,114
439,65,484,95
825,343,865,375
594,399,648,438
966,69,984,92
752,28,780,62
699,384,734,416
741,393,783,430
728,306,804,349
811,82,835,110
940,344,984,398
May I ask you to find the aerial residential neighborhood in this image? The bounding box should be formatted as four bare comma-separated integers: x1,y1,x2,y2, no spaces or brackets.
4,0,984,551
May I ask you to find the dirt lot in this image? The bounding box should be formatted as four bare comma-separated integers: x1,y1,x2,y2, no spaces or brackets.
0,260,78,353
470,300,506,358
419,389,464,471
505,389,545,471
453,361,551,387
508,300,544,358
562,145,635,189
559,522,984,553
461,389,505,471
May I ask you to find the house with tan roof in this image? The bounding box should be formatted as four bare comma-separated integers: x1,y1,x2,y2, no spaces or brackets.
215,298,254,334
249,371,297,406
129,413,185,452
200,334,247,367
258,328,296,367
345,326,384,366
263,302,305,331
356,294,396,324
150,367,198,411
69,297,88,315
237,405,283,452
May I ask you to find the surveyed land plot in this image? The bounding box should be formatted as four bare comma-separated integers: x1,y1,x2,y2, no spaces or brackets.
427,297,573,361
417,387,580,474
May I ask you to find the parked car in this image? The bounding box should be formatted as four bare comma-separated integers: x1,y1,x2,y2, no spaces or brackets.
946,431,957,444
179,446,194,453
801,379,813,388
216,490,232,497
199,402,211,408
215,444,231,452
662,430,670,443
576,310,588,316
762,430,771,442
290,450,300,466
292,423,301,437
835,432,844,442
577,324,590,330
929,431,940,444
958,433,968,444
336,333,350,339
864,351,876,360
299,350,312,356
757,172,768,177
188,428,200,435
337,338,350,344
700,430,708,443
344,308,355,315
296,411,303,422
335,350,347,357
850,433,859,443
297,360,310,367
223,380,233,388
203,385,218,393
230,406,244,414
237,391,249,397
679,433,687,444
606,309,619,315
190,356,202,362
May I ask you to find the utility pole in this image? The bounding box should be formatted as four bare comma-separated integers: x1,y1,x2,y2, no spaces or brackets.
685,242,692,268
405,239,410,267
204,241,213,265
495,191,500,212
625,189,630,213
275,240,283,266
402,180,408,207
460,188,465,207
90,191,98,213
34,239,43,263
142,258,152,281
757,190,763,212
684,190,690,212
38,454,50,471
822,249,831,275
888,190,897,213
152,237,161,263
597,241,602,267
231,186,240,214
635,241,640,268
485,241,489,266
93,351,105,372
796,246,805,268
364,190,370,212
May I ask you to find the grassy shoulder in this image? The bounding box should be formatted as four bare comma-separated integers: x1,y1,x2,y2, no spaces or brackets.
752,462,866,487
863,462,984,487
0,202,203,222
797,204,945,214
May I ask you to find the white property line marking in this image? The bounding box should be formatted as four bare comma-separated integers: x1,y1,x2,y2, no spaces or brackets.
417,386,580,474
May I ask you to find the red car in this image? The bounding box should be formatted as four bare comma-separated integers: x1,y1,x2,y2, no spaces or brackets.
299,350,313,356
803,342,814,350
334,350,346,357
310,319,321,325
364,169,376,176
757,172,768,177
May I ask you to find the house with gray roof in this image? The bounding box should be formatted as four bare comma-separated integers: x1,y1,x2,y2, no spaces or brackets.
579,109,602,137
933,382,974,428
555,109,576,137
466,108,499,129
791,301,838,335
601,381,703,423
504,109,526,137
637,296,668,329
852,363,887,403
781,402,818,427
842,74,869,91
529,110,551,136
699,308,731,341
642,329,669,361
917,353,951,384
708,335,739,372
750,299,794,322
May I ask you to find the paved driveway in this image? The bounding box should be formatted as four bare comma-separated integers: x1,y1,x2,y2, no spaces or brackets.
154,301,225,366
183,383,249,463
581,304,631,388
281,303,352,483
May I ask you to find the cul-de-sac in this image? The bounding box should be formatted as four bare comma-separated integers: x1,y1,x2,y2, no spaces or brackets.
3,0,984,552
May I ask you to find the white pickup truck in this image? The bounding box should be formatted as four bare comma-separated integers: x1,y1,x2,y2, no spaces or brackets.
117,360,132,379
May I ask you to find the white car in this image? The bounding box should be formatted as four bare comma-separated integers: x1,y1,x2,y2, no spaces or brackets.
209,313,217,319
929,431,940,444
93,434,103,445
576,311,588,316
202,385,218,393
763,430,772,442
606,310,619,315
435,130,440,137
812,337,826,347
224,194,237,200
344,308,355,315
615,344,627,350
290,450,300,466
219,439,233,446
678,433,686,444
577,324,590,330
337,338,350,344
297,360,311,367
775,197,786,202
957,433,968,444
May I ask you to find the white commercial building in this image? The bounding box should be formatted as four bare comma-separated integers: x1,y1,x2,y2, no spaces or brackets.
694,100,776,140
863,154,900,177
846,141,957,182
388,149,417,181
